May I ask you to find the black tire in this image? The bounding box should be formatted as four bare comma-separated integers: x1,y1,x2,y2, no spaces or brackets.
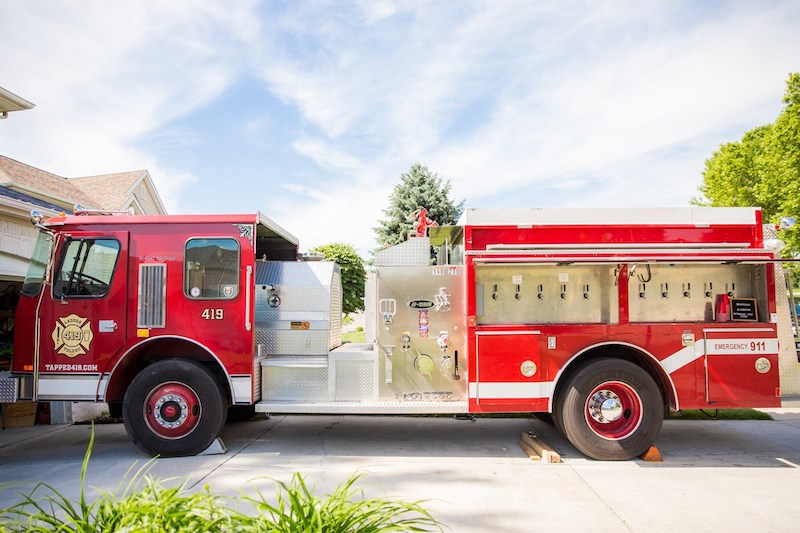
123,359,226,457
226,404,256,423
557,358,663,461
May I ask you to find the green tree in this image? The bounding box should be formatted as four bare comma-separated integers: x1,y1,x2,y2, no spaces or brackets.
697,72,800,256
311,243,366,315
375,163,466,246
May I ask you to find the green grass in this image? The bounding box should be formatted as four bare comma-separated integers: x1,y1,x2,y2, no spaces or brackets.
668,408,773,420
0,426,444,532
342,330,366,344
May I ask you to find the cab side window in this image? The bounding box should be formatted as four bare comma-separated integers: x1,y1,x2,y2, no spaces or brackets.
184,238,240,299
53,238,121,298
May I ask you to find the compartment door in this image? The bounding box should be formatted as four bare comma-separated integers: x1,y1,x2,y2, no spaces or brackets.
475,330,545,406
704,328,779,406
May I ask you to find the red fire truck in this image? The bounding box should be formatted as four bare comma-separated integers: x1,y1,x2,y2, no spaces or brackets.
8,207,800,460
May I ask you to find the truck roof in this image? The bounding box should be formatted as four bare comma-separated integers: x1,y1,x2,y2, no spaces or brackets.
458,207,761,227
41,211,298,246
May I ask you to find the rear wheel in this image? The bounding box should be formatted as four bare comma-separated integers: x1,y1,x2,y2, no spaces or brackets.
123,359,226,457
556,358,663,461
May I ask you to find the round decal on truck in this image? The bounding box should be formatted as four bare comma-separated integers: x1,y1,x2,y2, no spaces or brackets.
520,360,537,377
52,314,93,357
754,357,771,374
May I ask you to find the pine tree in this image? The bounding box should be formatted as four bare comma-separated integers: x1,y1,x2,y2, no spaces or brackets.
374,163,465,246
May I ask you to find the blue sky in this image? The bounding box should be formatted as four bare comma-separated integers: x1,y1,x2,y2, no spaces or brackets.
1,1,799,255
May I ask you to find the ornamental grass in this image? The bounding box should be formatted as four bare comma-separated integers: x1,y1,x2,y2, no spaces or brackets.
0,428,443,533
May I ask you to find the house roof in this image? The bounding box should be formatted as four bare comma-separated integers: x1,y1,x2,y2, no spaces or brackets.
0,185,72,213
0,154,163,214
70,170,146,210
0,154,97,209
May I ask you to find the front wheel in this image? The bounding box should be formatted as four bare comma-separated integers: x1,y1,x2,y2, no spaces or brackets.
123,359,226,457
556,358,663,461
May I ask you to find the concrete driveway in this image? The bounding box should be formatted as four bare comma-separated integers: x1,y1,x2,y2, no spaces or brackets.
1,411,799,532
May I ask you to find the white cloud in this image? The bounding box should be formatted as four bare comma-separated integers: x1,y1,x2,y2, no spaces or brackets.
2,1,799,255
0,0,260,211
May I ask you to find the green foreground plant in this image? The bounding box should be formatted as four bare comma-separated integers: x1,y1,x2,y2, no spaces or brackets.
242,473,441,532
0,427,444,532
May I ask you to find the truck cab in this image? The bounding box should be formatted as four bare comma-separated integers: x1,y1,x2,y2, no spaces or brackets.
12,210,296,455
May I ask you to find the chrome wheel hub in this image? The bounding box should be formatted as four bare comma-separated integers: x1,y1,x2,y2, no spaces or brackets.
587,389,623,424
153,394,189,430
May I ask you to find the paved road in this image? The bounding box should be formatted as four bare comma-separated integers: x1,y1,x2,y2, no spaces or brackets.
1,412,799,532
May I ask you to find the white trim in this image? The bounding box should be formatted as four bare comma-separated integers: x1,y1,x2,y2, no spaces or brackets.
660,344,705,374
133,171,168,215
470,381,553,399
704,338,779,355
634,334,777,379
257,212,298,246
231,375,253,403
0,251,31,279
3,183,76,211
255,400,468,414
485,242,750,250
0,86,35,111
702,327,774,333
469,255,772,263
475,330,541,336
126,196,145,215
98,375,109,398
460,207,759,227
38,375,99,400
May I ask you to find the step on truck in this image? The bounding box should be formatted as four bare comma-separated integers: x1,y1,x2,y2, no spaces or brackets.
8,206,800,460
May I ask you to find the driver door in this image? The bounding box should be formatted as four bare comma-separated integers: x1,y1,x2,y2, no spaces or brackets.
35,231,128,400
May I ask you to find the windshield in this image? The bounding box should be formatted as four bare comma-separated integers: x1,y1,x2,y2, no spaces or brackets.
21,232,54,297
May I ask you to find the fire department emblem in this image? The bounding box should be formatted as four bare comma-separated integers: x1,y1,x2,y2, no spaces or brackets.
52,314,94,358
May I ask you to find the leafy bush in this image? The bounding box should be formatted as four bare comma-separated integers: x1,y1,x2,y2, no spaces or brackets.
0,427,443,532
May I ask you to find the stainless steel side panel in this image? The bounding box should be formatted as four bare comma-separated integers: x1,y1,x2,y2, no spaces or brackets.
370,265,467,402
776,264,800,403
254,261,342,355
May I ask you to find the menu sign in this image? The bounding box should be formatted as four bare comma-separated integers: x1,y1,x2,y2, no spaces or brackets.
730,298,758,322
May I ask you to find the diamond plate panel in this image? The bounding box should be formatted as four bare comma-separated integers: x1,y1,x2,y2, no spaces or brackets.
775,264,800,399
261,364,328,401
334,360,375,401
0,371,18,404
254,261,342,354
255,330,332,356
328,346,378,401
329,268,342,349
373,237,431,267
253,357,264,402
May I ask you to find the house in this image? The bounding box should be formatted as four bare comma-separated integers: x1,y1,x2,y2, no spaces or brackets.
0,154,166,281
0,155,167,424
0,88,169,423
